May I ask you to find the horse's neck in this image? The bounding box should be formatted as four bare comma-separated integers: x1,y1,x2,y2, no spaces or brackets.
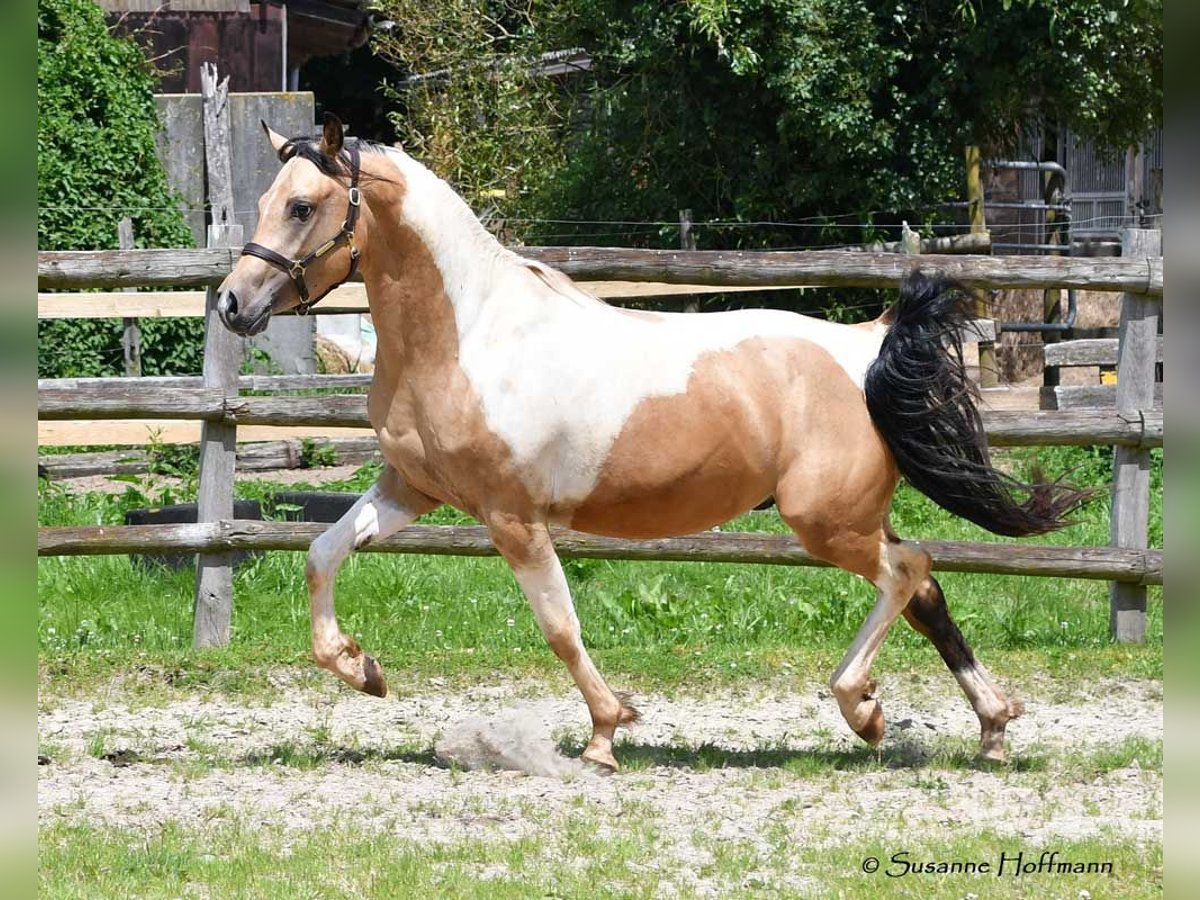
377,150,518,335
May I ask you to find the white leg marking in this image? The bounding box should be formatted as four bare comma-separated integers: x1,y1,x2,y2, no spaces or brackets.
505,543,627,768
830,540,929,737
306,471,434,681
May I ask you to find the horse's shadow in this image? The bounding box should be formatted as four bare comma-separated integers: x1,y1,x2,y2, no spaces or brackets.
240,744,440,769
557,737,1048,774
233,736,1046,774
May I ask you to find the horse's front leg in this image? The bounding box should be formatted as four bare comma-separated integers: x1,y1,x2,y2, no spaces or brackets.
306,465,439,695
488,517,639,771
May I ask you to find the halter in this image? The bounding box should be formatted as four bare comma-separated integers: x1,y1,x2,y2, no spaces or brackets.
240,144,362,315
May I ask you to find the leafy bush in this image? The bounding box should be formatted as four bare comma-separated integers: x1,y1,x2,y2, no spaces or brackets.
37,0,202,377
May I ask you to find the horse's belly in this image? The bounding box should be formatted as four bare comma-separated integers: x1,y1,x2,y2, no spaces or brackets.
564,351,783,539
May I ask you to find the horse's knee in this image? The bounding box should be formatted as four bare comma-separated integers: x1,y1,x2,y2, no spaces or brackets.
305,529,345,591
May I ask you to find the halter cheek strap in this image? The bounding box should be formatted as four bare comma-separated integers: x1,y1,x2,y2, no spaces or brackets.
241,144,362,315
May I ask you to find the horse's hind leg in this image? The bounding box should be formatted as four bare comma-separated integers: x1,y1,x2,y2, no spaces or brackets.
806,529,932,746
488,517,639,771
902,576,1024,761
305,465,439,696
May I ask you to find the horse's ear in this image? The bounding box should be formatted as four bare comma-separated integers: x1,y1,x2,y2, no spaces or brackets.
261,120,289,158
319,112,345,157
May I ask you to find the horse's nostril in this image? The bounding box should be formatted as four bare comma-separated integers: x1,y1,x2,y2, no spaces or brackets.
219,290,239,318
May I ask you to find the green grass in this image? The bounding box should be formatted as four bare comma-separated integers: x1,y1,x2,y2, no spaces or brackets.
38,816,1160,899
37,446,1163,697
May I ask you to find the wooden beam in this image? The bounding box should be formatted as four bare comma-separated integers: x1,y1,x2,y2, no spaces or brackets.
38,421,373,447
193,64,240,650
39,374,373,392
38,247,1164,295
37,386,1164,448
40,437,383,478
1040,383,1163,411
1043,337,1163,368
37,281,798,320
1110,228,1163,643
36,521,1162,585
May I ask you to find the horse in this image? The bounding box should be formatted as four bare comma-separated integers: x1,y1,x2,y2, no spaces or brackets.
216,113,1087,770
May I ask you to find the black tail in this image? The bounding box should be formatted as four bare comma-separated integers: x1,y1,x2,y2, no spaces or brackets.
864,270,1090,537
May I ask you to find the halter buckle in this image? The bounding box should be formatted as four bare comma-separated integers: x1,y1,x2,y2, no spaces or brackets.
348,187,361,207
289,260,307,279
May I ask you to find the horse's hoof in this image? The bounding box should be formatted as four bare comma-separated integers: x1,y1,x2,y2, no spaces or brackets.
362,654,388,698
582,749,620,774
854,702,885,746
975,746,1007,765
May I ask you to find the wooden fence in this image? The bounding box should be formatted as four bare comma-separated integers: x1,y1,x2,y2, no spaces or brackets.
37,73,1164,646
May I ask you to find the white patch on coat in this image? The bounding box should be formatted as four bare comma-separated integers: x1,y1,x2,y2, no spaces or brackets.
381,147,886,508
352,501,380,548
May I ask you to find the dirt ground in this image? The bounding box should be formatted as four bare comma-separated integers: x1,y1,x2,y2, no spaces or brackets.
38,673,1162,856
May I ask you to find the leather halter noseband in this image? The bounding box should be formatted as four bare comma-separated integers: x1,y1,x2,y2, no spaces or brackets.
240,144,362,315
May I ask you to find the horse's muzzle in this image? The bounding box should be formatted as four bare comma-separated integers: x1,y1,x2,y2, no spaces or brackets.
216,289,271,336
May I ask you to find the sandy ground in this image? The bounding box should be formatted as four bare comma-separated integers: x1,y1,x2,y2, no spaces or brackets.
38,673,1162,855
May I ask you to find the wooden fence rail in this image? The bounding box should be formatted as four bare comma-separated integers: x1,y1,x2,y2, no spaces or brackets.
36,384,1164,448
38,246,1163,296
37,522,1163,586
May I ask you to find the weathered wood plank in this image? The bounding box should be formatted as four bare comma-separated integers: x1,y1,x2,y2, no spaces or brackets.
38,247,1164,295
523,247,1164,295
35,521,1162,585
38,248,238,290
1110,228,1163,643
1043,337,1164,368
38,290,209,319
39,374,373,392
37,384,228,419
37,282,800,320
39,438,383,479
1039,383,1163,411
38,420,374,447
225,395,373,428
193,64,240,650
36,386,1164,448
982,409,1162,448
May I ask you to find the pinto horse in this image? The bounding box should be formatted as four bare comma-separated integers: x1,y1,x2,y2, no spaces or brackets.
217,114,1086,769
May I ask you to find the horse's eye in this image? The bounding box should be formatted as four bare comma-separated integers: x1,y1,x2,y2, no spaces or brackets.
291,202,314,222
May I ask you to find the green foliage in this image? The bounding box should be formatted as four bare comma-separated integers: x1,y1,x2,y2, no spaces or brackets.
37,0,202,377
298,438,337,470
372,0,1161,252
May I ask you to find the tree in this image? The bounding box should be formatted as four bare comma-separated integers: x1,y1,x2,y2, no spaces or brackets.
38,0,202,377
371,0,1161,249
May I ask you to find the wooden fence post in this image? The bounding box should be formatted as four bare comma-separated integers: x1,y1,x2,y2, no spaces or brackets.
1109,227,1161,643
117,218,142,377
965,145,997,387
193,64,243,648
1042,126,1065,388
680,209,699,313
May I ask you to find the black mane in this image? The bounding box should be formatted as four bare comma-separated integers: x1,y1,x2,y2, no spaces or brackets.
278,135,386,179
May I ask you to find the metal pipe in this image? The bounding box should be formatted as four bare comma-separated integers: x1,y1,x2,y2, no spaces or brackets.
985,159,1068,177
992,242,1078,252
999,289,1078,332
944,200,1071,211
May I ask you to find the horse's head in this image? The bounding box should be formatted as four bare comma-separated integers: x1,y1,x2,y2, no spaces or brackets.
217,113,370,336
